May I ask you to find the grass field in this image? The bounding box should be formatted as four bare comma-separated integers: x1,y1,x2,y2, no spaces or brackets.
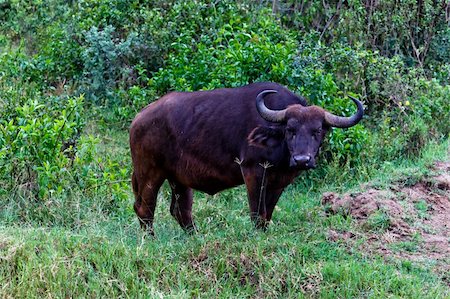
1,128,449,298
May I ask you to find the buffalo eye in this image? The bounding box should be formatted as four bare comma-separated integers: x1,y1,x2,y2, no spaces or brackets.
312,128,322,140
286,127,296,138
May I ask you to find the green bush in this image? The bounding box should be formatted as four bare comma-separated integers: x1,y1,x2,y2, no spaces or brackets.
81,25,143,103
278,0,448,70
0,86,86,199
150,4,297,93
0,77,131,225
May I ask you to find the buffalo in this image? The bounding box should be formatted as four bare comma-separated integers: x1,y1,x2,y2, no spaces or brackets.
130,82,363,234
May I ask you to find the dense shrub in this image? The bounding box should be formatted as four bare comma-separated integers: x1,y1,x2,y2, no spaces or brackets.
0,80,86,199
81,26,141,103
275,0,449,71
0,78,130,225
151,5,297,93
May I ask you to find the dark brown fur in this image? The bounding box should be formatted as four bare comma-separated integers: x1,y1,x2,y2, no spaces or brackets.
130,82,354,234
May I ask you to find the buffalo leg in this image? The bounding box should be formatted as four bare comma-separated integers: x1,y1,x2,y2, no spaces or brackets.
242,167,285,229
246,185,284,230
242,169,269,229
169,180,196,233
132,171,165,235
264,187,285,223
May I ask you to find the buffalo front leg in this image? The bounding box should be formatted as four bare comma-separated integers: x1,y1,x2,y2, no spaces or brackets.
132,172,165,235
169,180,197,233
264,187,285,224
242,167,285,230
242,168,270,230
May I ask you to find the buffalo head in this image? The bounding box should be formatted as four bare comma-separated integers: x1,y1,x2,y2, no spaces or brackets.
250,89,364,170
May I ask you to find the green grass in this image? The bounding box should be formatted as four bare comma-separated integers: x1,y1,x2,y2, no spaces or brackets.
414,199,430,220
1,219,448,298
1,130,449,297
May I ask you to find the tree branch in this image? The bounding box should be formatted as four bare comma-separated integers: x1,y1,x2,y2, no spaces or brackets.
319,0,344,41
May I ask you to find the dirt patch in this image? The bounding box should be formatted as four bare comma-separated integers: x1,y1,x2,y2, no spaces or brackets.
322,189,416,238
430,160,450,190
322,160,450,281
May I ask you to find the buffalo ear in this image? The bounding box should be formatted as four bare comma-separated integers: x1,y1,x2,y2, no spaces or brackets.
248,126,284,148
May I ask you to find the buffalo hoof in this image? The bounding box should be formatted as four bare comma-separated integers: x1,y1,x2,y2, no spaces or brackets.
138,222,155,236
183,223,198,235
253,217,269,231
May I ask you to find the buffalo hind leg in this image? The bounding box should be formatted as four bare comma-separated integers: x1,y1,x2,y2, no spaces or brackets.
132,171,165,235
169,180,196,233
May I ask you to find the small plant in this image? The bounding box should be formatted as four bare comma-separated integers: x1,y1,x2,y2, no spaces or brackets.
364,209,391,232
414,199,430,220
390,232,421,253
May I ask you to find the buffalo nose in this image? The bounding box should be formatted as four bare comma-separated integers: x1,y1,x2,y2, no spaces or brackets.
293,155,311,165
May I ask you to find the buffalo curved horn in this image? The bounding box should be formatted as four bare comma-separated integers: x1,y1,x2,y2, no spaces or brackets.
256,90,287,123
324,96,364,128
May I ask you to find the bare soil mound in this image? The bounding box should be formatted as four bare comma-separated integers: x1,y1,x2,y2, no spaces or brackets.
322,161,450,283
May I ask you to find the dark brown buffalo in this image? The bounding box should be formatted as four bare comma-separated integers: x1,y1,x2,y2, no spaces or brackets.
130,82,363,234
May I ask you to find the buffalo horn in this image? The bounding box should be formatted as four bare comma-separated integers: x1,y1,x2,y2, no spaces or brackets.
256,90,287,123
324,96,364,128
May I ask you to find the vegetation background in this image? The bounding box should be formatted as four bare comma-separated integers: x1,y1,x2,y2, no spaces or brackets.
0,0,449,297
